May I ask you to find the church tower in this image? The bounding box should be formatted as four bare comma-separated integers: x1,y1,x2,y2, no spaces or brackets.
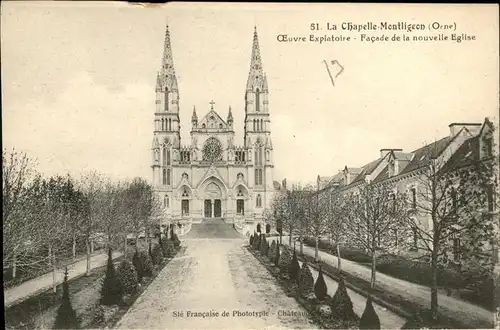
152,25,181,189
244,27,274,208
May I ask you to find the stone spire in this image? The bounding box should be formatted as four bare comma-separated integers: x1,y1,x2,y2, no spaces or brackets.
246,26,264,90
227,106,233,123
191,106,198,124
160,24,178,91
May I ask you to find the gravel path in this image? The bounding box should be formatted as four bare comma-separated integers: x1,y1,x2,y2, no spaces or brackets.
115,239,318,329
4,251,122,308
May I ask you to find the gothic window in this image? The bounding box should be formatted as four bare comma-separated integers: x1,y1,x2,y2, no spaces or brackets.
182,188,189,197
167,169,171,185
167,150,171,165
164,195,169,208
237,189,243,197
256,194,262,208
253,119,256,131
261,119,264,131
162,169,167,185
202,137,223,162
162,148,167,165
450,187,457,216
168,119,172,131
219,123,223,128
410,188,417,209
484,138,493,157
162,119,165,131
182,200,189,216
164,89,169,112
255,88,260,112
202,124,206,128
254,169,263,185
237,199,245,215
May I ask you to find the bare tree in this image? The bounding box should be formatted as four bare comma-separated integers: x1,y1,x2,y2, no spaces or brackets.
308,178,329,261
2,148,40,279
77,171,107,276
324,189,349,271
345,183,408,289
406,126,498,321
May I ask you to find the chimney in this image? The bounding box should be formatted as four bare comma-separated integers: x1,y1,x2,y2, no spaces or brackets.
380,148,403,158
449,123,482,137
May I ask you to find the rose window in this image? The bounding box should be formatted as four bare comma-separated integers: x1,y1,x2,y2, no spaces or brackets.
202,137,223,162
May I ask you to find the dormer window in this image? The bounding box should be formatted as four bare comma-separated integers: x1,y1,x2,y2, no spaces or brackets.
202,124,206,128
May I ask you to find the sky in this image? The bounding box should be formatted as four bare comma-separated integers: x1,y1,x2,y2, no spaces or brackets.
2,2,499,185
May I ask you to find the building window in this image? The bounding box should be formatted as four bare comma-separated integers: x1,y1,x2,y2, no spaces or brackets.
182,188,189,197
167,150,171,165
256,194,262,208
484,138,493,157
487,184,495,212
181,200,189,216
162,169,167,185
410,188,417,209
167,169,171,185
255,88,260,112
237,199,244,215
164,196,169,208
163,148,167,165
451,187,457,216
260,119,264,131
254,169,263,185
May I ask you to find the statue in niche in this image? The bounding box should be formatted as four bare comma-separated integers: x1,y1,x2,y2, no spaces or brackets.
228,136,233,148
192,150,197,161
266,150,270,162
154,150,159,161
228,149,234,161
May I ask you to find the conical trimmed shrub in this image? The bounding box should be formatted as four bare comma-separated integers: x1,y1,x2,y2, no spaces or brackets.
298,261,314,297
54,267,79,329
249,234,254,246
260,235,267,255
290,250,301,283
314,265,328,301
162,239,175,258
100,248,123,306
269,240,276,261
330,276,356,321
359,296,380,329
264,240,270,255
151,244,163,265
117,260,138,295
279,246,292,274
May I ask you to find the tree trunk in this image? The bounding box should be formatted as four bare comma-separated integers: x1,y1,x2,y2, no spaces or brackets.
52,251,57,294
85,237,91,276
288,228,292,246
370,249,376,289
431,247,439,321
315,235,319,261
300,237,304,255
48,244,52,266
12,251,17,278
336,242,342,272
90,239,94,253
72,236,76,260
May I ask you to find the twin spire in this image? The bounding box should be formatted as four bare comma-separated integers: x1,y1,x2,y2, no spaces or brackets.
157,24,178,91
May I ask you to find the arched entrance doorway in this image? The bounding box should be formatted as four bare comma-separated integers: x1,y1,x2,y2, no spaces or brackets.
204,182,223,218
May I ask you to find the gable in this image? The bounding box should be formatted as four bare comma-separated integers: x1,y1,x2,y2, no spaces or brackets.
198,110,229,130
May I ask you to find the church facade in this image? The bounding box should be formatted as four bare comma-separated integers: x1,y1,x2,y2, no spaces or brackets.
151,25,276,233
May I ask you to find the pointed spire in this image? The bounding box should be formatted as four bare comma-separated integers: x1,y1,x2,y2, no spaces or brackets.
227,106,233,123
191,106,198,121
161,24,178,91
246,26,264,90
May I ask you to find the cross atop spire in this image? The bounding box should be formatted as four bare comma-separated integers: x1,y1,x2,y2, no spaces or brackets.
209,100,215,110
